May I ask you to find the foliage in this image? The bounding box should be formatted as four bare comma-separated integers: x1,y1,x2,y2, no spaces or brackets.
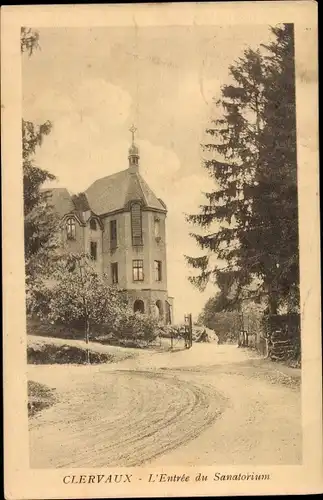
21,28,59,279
27,254,125,336
27,253,160,347
262,313,300,339
28,380,56,418
186,24,299,314
241,299,265,342
116,310,159,343
22,120,53,207
157,324,183,339
28,343,114,366
198,296,241,343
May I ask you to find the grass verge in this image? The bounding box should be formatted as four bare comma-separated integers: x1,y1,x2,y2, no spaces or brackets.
27,335,136,365
28,380,57,418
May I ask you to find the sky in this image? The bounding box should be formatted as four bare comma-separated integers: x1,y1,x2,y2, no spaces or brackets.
22,24,285,322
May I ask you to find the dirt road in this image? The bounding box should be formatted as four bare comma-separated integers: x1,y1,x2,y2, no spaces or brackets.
28,344,301,468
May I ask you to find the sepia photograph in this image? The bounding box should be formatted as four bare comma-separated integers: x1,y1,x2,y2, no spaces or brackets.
2,2,321,498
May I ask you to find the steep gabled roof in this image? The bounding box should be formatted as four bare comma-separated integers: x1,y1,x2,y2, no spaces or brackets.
45,188,91,224
44,167,167,219
85,168,167,215
43,188,75,218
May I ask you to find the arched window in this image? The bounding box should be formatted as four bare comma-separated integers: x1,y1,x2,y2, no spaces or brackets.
166,301,172,325
134,300,145,314
156,300,164,320
90,219,97,231
131,202,143,246
66,218,76,240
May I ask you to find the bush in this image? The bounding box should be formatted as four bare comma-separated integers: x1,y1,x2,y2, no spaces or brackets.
28,380,57,418
27,343,115,365
103,310,159,345
157,324,183,339
26,255,128,334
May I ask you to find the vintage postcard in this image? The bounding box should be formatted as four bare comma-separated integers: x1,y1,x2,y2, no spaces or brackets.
2,1,322,498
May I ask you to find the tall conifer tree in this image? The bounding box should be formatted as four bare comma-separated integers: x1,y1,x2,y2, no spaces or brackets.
186,24,299,313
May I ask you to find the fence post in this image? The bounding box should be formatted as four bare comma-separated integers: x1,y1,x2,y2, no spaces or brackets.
188,313,193,348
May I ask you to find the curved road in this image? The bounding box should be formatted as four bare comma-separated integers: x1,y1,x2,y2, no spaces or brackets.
29,344,301,468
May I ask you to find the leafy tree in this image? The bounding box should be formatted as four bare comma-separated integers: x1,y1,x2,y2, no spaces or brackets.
197,296,241,344
27,253,160,358
21,28,59,279
186,24,299,314
27,254,127,362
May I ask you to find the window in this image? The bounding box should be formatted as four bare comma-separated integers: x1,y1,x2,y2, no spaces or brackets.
90,241,97,261
133,260,144,281
154,218,161,239
111,263,118,284
66,218,76,240
131,202,143,246
90,219,97,231
134,300,145,314
154,260,162,281
110,220,117,248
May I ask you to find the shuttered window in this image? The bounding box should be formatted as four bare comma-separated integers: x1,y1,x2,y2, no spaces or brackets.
131,203,143,246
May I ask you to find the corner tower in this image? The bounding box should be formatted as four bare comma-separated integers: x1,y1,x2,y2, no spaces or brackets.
85,126,174,324
124,125,172,323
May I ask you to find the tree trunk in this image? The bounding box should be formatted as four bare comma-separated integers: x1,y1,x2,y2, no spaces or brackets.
85,318,90,364
269,295,278,315
266,282,278,315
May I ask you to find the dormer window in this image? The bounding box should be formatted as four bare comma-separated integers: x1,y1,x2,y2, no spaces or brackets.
66,217,76,240
90,219,97,231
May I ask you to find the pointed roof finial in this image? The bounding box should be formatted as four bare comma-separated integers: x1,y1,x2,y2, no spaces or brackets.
129,124,137,145
128,124,139,168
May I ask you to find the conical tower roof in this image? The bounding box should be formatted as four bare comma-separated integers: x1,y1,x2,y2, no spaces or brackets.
85,168,166,215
